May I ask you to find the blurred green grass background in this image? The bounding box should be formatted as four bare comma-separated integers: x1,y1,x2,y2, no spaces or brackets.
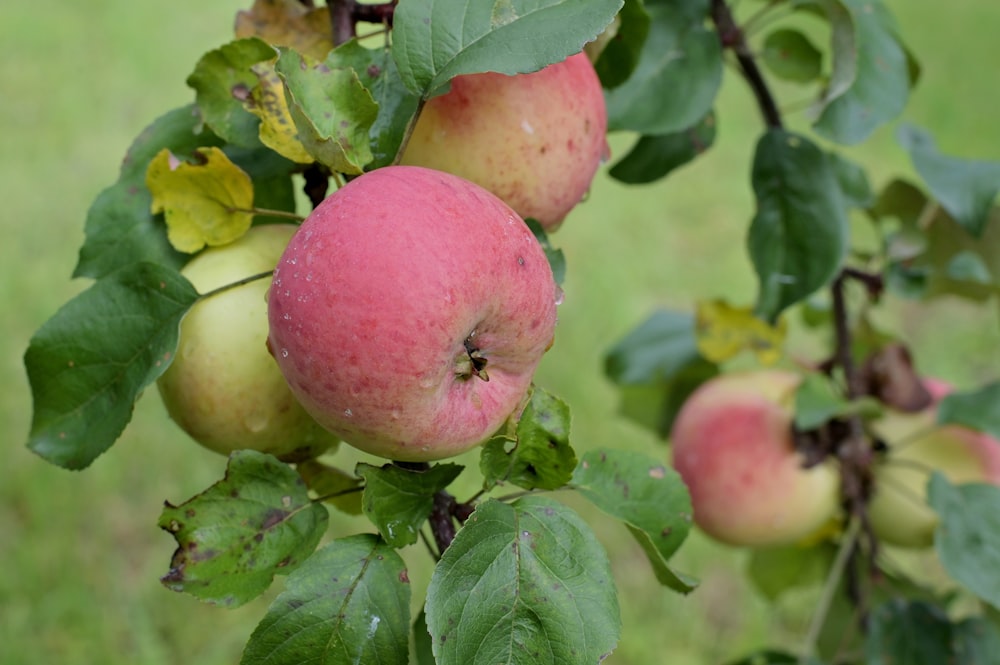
2,1,999,663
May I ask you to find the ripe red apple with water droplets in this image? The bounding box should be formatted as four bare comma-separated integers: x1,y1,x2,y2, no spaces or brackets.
267,166,560,461
401,53,608,231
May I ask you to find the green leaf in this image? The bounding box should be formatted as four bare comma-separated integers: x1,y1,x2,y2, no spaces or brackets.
748,129,848,321
762,28,823,83
605,309,702,385
356,462,463,548
425,496,620,664
866,599,954,665
187,37,276,147
241,534,410,665
952,617,1000,665
829,151,874,209
275,48,377,174
898,124,1000,237
572,448,696,593
525,219,567,286
323,39,422,169
25,262,198,469
604,309,718,437
159,450,329,607
794,373,880,430
609,111,716,184
592,0,650,89
813,0,910,144
747,544,834,601
605,0,722,135
947,251,993,284
936,381,1000,440
480,387,576,491
392,0,623,98
928,473,1000,609
75,105,224,279
413,609,435,665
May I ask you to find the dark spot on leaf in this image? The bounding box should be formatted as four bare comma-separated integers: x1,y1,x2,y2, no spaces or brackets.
261,508,290,530
232,83,250,101
661,527,673,538
277,555,292,568
287,599,304,610
367,64,381,77
185,508,196,518
399,569,410,583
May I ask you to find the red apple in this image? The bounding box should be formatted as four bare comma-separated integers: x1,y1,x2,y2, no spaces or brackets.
266,166,559,461
400,53,608,231
868,378,1000,548
157,224,338,461
670,370,841,547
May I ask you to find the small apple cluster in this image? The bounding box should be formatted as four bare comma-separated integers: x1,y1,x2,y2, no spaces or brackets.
157,54,607,464
670,369,1000,550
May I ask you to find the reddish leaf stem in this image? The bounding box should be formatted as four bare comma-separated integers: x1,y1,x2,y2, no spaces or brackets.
709,0,784,130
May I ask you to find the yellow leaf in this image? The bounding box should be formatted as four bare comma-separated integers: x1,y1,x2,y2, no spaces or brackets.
235,0,333,62
146,148,254,254
244,62,314,164
695,299,787,365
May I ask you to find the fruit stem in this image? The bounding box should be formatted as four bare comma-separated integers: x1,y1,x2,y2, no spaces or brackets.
226,206,305,221
197,270,274,301
800,515,862,665
709,0,784,130
391,97,427,166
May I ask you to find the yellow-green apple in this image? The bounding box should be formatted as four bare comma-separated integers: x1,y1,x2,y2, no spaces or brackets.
400,53,607,231
670,370,841,547
266,165,559,462
157,224,338,461
868,378,1000,548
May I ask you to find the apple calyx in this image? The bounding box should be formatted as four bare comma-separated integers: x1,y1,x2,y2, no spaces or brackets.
456,334,490,382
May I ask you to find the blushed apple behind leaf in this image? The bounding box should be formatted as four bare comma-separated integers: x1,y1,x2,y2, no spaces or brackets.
401,53,608,231
157,224,338,462
670,370,841,547
868,378,1000,548
266,166,560,462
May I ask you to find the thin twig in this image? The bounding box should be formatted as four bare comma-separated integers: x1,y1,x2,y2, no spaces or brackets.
709,0,784,129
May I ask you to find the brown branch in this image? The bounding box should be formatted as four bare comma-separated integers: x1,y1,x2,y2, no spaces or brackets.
709,0,784,130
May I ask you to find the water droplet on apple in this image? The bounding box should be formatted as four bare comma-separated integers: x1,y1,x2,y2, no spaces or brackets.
283,313,291,321
244,412,269,433
280,348,289,358
289,257,297,265
305,272,313,282
554,287,565,306
390,409,401,420
343,408,353,417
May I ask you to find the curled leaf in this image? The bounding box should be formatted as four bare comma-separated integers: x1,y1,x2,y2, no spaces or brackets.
146,147,254,253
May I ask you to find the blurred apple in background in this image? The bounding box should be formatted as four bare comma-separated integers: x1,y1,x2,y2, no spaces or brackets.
670,370,841,547
157,224,338,462
401,53,608,231
267,166,559,462
868,378,1000,548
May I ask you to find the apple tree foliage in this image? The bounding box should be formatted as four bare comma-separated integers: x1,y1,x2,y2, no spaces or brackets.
22,0,1000,662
